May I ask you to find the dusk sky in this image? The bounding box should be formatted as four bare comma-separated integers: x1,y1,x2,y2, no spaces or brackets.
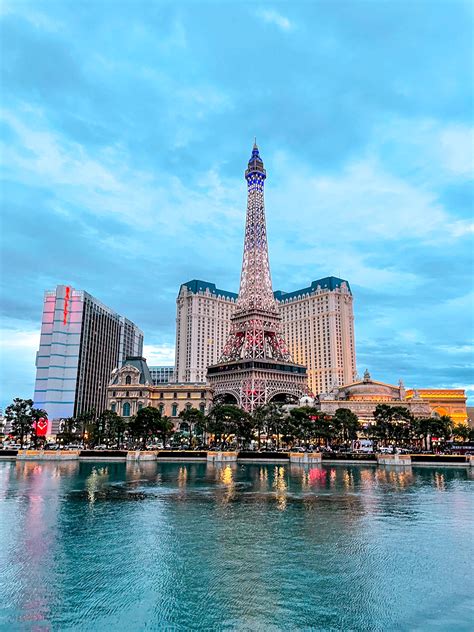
1,1,473,409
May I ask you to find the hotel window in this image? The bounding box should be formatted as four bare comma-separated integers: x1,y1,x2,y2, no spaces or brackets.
172,403,178,417
160,392,164,399
125,375,132,385
200,403,205,413
123,402,131,417
138,402,143,411
173,392,177,398
111,403,116,413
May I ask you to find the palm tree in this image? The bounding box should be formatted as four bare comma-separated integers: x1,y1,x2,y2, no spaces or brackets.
76,410,96,445
452,423,471,442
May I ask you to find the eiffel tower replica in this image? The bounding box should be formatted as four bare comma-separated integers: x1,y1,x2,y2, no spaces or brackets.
207,142,308,412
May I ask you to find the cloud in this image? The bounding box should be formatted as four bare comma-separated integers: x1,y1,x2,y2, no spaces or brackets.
256,8,294,32
0,1,472,407
0,319,40,408
143,343,175,366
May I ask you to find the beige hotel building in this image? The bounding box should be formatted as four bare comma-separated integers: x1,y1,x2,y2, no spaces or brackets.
175,277,356,396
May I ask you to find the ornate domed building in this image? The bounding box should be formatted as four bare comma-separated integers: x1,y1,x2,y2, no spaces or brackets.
318,370,431,423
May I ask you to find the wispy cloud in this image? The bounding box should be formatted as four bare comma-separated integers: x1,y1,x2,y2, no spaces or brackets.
143,344,175,366
256,8,294,32
0,1,472,407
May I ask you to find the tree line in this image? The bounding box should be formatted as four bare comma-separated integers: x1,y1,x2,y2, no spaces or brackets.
3,397,473,450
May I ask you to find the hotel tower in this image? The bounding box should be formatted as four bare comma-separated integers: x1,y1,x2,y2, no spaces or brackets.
176,277,356,397
34,285,143,427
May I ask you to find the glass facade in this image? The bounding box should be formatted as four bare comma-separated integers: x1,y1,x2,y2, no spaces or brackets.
34,285,143,426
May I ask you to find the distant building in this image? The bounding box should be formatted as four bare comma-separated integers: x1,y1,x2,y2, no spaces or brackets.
406,389,468,424
107,356,212,425
34,285,143,430
175,276,356,396
149,366,175,385
317,370,431,424
0,408,6,438
466,407,474,429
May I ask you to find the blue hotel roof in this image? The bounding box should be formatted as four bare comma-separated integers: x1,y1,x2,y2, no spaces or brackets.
181,280,238,300
181,276,351,301
274,276,351,300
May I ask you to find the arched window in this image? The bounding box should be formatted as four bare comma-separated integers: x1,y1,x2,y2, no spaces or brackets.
125,375,132,385
123,402,131,417
111,403,116,413
138,402,143,411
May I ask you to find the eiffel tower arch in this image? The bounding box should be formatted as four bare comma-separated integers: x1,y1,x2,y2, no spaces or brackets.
207,143,308,412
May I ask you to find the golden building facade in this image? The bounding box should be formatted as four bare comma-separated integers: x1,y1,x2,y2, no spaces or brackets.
405,389,467,424
318,370,431,424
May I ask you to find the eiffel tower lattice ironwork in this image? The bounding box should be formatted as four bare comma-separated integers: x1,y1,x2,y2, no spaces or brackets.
207,142,308,412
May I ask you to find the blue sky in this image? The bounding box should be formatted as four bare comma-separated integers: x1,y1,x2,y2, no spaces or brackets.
1,0,473,409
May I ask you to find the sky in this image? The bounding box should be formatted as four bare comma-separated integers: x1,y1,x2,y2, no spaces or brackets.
0,0,473,409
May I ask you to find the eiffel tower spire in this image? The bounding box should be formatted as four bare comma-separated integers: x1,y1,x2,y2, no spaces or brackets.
236,142,277,314
207,143,308,412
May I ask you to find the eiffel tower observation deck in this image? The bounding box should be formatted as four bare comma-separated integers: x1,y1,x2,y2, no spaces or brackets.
207,143,308,412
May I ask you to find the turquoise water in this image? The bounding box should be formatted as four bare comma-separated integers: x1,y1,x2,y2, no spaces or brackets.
0,461,472,631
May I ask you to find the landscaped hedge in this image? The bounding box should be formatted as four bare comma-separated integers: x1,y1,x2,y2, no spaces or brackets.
80,450,128,457
156,451,207,458
238,451,289,459
322,452,377,461
410,454,467,464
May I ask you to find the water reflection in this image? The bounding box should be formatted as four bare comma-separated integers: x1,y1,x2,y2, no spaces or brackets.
85,467,109,504
178,466,188,488
272,466,288,510
0,461,472,631
216,464,236,504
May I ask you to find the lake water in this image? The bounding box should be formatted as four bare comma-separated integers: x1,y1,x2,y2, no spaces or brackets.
0,461,472,631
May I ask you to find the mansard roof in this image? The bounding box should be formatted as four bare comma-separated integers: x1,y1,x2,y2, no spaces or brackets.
112,356,152,385
180,280,238,301
180,276,351,302
274,276,351,301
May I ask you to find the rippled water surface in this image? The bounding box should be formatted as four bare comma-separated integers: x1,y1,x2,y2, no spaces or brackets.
0,461,473,631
